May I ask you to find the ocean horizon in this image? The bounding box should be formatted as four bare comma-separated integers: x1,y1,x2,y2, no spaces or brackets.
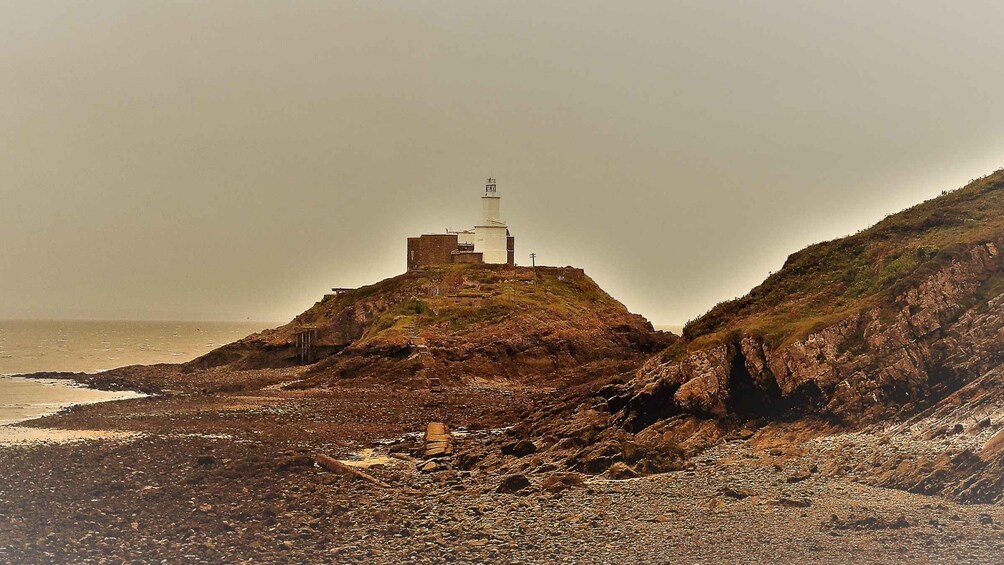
0,319,275,376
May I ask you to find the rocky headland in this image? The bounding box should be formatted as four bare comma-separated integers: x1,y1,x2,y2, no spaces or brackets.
191,264,671,385
497,169,1004,505
2,172,1004,563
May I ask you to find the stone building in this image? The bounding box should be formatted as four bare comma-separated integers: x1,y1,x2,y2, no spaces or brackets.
407,178,515,271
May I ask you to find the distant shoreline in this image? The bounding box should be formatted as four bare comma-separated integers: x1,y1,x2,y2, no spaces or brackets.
0,319,275,376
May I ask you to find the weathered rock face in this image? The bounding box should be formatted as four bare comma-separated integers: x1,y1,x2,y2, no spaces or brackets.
819,364,1004,504
189,264,673,385
536,242,1002,482
626,241,1002,427
512,172,1004,499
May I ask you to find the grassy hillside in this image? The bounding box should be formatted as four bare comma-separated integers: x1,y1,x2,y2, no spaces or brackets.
294,263,632,344
682,169,1004,348
196,263,671,381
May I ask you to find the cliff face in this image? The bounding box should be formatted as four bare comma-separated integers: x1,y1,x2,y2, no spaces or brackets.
190,264,672,385
622,241,1001,427
512,170,1004,503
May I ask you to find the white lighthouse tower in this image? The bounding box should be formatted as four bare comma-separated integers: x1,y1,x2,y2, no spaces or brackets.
482,178,501,223
473,178,511,264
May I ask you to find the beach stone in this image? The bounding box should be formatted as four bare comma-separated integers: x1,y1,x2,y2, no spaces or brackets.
496,474,531,494
786,465,817,483
501,440,537,458
276,455,314,471
607,462,638,480
541,472,584,493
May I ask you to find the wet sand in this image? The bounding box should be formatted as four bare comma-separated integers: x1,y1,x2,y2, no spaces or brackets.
0,426,139,446
0,375,146,426
0,375,146,447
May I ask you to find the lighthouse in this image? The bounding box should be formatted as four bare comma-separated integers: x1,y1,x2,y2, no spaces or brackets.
473,178,511,264
405,177,515,270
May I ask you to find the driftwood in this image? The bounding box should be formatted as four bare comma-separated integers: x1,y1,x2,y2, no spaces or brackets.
389,452,420,463
312,454,390,488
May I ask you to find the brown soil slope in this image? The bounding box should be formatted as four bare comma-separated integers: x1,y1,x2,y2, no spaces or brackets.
512,170,1004,502
189,264,672,386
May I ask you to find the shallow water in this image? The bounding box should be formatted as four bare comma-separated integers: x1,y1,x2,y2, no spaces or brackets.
0,375,148,446
339,448,395,468
0,319,273,375
0,375,146,426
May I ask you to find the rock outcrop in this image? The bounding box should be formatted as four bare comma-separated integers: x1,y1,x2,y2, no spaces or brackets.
623,240,1001,427
512,170,1004,503
189,264,673,386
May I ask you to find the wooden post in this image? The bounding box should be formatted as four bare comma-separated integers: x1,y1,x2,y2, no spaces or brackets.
296,328,317,364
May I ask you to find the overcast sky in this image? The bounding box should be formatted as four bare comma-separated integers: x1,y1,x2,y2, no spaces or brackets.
2,1,1004,324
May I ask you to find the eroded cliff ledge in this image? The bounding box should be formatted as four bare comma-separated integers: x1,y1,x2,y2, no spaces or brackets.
505,170,1004,503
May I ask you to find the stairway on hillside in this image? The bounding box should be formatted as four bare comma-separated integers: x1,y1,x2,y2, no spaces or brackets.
407,317,442,394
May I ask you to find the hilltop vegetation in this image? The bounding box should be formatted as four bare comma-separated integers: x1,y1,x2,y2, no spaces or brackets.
511,169,1004,505
683,170,1004,349
193,264,672,384
299,264,616,341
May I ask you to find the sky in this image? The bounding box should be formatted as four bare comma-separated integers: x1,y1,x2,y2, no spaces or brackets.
2,1,1004,325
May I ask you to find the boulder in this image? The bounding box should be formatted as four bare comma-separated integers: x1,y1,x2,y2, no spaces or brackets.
496,474,532,494
606,462,638,480
501,440,537,458
541,472,585,493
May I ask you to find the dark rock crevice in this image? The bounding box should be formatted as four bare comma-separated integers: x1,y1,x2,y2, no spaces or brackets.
725,344,782,419
780,380,828,419
615,380,681,433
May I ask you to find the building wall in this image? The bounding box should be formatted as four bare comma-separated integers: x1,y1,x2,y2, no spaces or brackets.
452,230,476,245
474,224,509,264
407,234,460,270
482,196,501,224
451,251,484,264
406,186,513,269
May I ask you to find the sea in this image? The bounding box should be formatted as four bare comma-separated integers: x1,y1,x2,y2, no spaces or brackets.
0,320,273,430
0,319,273,376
